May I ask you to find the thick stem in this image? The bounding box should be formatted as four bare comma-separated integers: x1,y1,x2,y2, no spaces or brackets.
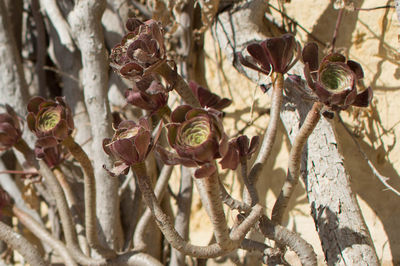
14,139,78,248
258,216,317,266
68,0,123,250
13,206,78,266
240,157,258,206
170,166,193,266
196,171,233,248
131,163,231,258
0,219,46,266
154,62,201,108
248,73,284,186
53,167,90,255
134,165,173,250
272,102,323,224
62,135,110,255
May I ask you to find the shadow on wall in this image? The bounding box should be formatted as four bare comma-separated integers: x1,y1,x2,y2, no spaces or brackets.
307,1,363,55
334,108,400,264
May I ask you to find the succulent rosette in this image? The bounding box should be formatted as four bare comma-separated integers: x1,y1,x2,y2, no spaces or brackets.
302,43,372,110
103,118,161,176
219,135,260,170
110,18,165,81
27,97,74,150
125,75,169,113
237,33,300,75
188,81,232,111
156,105,230,178
0,105,23,151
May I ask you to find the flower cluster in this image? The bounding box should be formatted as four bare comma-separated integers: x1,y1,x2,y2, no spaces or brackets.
110,18,165,81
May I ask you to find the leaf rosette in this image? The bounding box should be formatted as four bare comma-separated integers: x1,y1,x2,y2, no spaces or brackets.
302,43,372,110
237,33,300,75
110,18,165,81
103,118,161,176
0,105,23,152
157,105,229,178
27,97,74,150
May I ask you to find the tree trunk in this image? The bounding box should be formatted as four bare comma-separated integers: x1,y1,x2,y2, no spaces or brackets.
213,0,379,264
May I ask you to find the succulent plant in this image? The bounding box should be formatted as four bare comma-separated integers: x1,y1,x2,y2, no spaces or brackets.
189,81,232,111
157,105,229,178
0,105,23,152
110,18,165,81
27,97,74,149
302,43,372,110
219,135,260,170
237,33,300,75
34,144,64,169
125,75,169,113
103,118,161,176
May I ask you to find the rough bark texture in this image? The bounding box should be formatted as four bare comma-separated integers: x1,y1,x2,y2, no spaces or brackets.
213,0,378,264
0,0,29,115
0,220,46,266
67,0,123,250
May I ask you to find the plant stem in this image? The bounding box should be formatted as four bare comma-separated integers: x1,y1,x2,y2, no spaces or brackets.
331,8,344,53
154,62,201,108
131,163,230,258
258,216,317,266
240,157,258,206
53,167,90,255
13,205,78,266
0,219,46,266
14,139,78,249
197,170,233,248
134,165,173,250
272,102,323,224
62,135,114,256
248,73,284,186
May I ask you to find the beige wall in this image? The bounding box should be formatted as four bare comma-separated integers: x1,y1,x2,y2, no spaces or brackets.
185,1,400,265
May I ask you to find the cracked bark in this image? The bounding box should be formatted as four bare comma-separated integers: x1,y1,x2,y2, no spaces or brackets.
213,0,378,264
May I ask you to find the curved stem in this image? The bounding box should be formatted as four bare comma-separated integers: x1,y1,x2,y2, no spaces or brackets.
134,165,173,250
258,216,317,266
154,62,201,108
53,167,90,255
0,219,46,266
248,73,284,186
271,102,323,224
14,140,78,248
13,205,78,266
240,157,258,206
196,170,233,248
62,135,114,257
131,163,232,258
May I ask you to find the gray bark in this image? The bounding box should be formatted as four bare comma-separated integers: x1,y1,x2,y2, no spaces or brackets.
213,0,378,264
68,0,123,250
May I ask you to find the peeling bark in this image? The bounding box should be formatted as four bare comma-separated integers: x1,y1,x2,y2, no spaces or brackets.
213,0,379,264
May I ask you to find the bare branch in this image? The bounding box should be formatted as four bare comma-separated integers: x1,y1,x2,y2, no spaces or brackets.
67,0,123,250
0,220,46,266
13,206,78,266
